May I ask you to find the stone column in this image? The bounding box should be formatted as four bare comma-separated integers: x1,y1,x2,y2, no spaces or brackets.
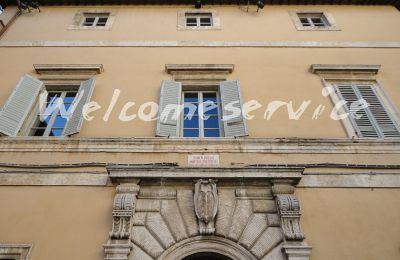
104,183,140,260
272,181,312,260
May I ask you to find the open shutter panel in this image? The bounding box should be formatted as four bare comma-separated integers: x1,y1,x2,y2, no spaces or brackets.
219,80,248,137
357,86,400,138
63,78,96,136
337,85,379,138
156,80,182,137
0,74,44,136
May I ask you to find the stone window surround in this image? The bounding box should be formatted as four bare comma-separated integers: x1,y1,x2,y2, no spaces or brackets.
311,64,400,139
68,10,116,30
177,10,221,31
0,244,32,260
289,10,340,31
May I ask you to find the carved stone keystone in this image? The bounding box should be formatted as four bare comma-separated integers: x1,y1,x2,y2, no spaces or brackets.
194,179,218,235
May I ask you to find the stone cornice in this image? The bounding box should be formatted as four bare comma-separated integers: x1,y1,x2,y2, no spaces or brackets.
33,64,104,74
1,41,400,48
106,165,304,182
0,137,399,154
310,64,381,74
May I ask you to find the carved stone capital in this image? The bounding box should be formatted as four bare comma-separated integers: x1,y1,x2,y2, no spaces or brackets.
275,194,305,241
194,179,218,235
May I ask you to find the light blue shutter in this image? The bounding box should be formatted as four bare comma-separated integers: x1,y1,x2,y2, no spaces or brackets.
219,80,248,137
63,78,96,136
156,80,182,137
336,85,400,138
0,74,44,136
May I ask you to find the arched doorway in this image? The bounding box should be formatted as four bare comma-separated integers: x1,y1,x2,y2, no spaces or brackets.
158,236,257,260
182,252,233,260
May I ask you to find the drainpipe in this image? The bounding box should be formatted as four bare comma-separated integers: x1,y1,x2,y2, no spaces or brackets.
0,3,22,39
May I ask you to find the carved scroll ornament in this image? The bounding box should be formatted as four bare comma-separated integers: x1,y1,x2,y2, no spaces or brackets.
194,179,218,235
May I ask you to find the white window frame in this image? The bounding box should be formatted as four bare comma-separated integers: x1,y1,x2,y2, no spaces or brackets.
289,11,340,31
28,88,79,137
185,13,213,27
177,10,221,30
324,80,400,139
68,10,116,30
180,90,224,138
82,13,109,27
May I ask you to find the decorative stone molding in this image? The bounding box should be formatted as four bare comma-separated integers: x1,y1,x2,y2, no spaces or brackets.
194,179,218,235
68,10,116,30
275,194,305,241
283,242,313,260
310,64,381,75
33,64,104,75
104,183,139,260
177,10,221,31
289,11,340,31
0,244,32,260
165,64,234,74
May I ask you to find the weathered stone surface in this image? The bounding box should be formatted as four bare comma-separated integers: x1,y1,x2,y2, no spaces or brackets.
129,244,153,260
250,227,284,259
215,189,236,237
146,213,176,249
262,242,285,260
266,214,281,227
136,199,160,212
131,226,164,258
160,200,188,242
239,213,268,249
252,200,277,213
132,212,146,226
227,199,253,242
176,189,199,237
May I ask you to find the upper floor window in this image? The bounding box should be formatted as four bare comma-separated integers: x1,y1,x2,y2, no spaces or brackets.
289,11,340,31
183,91,221,137
298,13,329,27
68,10,116,30
30,90,78,136
82,13,109,27
177,10,221,30
185,13,213,27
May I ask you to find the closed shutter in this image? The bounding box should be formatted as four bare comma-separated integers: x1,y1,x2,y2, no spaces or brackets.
219,80,248,137
0,74,44,136
63,78,96,136
156,80,182,137
336,85,400,138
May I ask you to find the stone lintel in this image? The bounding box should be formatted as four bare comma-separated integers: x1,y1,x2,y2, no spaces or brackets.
33,64,104,75
310,64,381,74
165,64,234,74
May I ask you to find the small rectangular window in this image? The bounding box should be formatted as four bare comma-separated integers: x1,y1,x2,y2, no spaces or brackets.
182,91,221,138
298,13,329,27
81,13,109,27
30,90,78,137
185,13,213,27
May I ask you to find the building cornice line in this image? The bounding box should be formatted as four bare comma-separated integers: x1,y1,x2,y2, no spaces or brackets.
0,137,399,154
1,41,400,48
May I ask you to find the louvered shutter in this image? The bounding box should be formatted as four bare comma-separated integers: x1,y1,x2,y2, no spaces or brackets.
0,74,44,136
219,80,248,137
336,85,400,138
63,78,96,136
156,80,182,137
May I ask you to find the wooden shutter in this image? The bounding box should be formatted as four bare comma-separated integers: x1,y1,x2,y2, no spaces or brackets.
336,85,400,138
63,78,96,136
156,80,182,137
0,74,44,136
219,80,248,137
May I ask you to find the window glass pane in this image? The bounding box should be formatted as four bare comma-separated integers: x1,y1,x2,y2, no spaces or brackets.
203,92,217,102
204,129,220,137
184,103,198,115
49,129,63,136
204,116,219,128
96,17,108,26
184,129,199,137
32,128,46,136
186,17,197,26
184,93,198,102
184,115,199,128
83,17,95,26
199,17,211,26
53,116,67,128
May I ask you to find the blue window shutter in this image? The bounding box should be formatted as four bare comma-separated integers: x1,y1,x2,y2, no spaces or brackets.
156,80,182,137
219,80,248,137
0,74,44,136
63,78,96,136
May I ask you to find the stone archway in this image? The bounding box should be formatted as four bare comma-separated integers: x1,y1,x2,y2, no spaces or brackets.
182,252,232,260
158,236,257,260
